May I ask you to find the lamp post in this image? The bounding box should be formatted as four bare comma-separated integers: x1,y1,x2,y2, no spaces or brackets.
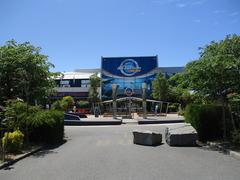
112,84,118,119
142,83,147,119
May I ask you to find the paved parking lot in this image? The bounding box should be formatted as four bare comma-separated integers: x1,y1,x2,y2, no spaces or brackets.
0,124,240,180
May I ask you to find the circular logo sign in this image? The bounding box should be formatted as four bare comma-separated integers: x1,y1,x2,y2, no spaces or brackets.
124,88,134,97
117,59,141,76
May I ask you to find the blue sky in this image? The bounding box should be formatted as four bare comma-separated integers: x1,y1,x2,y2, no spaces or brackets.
0,0,240,72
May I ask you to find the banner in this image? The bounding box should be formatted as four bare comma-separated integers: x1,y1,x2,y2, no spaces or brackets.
101,56,158,100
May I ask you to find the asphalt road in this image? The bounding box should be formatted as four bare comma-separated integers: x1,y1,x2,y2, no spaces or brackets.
1,124,240,180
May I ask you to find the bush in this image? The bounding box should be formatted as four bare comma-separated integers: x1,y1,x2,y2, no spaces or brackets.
3,100,42,142
76,101,90,108
29,109,64,144
185,104,223,141
2,130,24,153
51,96,75,112
61,96,74,111
2,100,64,145
178,108,184,116
3,100,28,131
232,129,240,146
168,103,179,112
51,100,63,111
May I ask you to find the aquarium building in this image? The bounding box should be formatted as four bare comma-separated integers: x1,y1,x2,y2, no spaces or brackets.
54,56,184,100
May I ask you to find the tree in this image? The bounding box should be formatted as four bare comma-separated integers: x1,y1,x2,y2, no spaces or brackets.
168,72,188,89
0,40,57,105
152,74,169,101
51,96,75,112
60,96,74,112
183,34,240,138
185,35,240,97
88,73,101,104
168,73,208,107
168,87,192,106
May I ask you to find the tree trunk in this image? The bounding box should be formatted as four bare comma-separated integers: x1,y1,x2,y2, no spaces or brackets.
25,84,30,147
228,104,237,132
222,98,227,140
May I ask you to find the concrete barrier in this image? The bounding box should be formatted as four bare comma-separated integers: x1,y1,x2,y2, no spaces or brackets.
165,124,198,146
133,130,162,146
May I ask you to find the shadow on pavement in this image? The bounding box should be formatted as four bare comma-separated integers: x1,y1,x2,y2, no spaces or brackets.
1,140,67,171
2,166,14,171
197,145,229,155
32,139,67,158
134,142,165,147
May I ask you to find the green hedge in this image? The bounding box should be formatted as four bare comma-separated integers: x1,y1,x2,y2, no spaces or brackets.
76,101,90,108
2,130,24,153
29,110,64,144
168,103,179,112
185,104,223,141
232,129,240,145
2,100,64,145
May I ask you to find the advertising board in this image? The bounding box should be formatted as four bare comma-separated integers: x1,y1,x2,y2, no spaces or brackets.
101,56,158,100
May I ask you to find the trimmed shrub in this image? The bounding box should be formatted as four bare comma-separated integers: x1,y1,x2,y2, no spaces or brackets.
2,100,64,145
232,129,240,146
51,100,63,111
29,109,64,144
3,100,41,134
3,100,28,131
61,96,74,111
168,103,179,112
185,104,223,141
2,130,24,153
76,101,90,108
51,96,75,112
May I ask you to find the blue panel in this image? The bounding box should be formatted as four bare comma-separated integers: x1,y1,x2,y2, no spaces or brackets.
101,56,158,100
102,56,157,77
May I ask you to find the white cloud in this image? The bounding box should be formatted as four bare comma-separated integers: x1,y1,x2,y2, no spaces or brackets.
152,0,162,4
213,21,219,26
138,12,145,16
152,0,204,8
191,0,205,5
152,0,180,5
213,10,227,14
55,0,65,3
229,12,239,16
231,19,238,23
193,19,201,23
176,3,187,8
168,0,181,2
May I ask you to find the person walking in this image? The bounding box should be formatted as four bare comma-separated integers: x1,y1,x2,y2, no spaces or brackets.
155,104,159,116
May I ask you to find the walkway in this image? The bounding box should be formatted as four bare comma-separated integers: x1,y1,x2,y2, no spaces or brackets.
1,124,240,180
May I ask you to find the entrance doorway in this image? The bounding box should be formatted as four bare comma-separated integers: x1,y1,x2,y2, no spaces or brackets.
116,97,143,119
101,97,180,119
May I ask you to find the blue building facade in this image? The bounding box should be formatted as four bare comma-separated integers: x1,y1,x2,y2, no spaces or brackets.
101,56,158,100
53,56,184,100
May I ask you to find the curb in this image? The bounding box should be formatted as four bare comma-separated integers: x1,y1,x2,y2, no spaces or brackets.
138,119,184,124
197,141,240,160
0,147,42,170
64,120,122,126
229,150,240,160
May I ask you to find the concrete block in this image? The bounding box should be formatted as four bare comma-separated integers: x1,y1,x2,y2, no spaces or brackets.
229,151,240,160
133,130,162,146
165,124,198,146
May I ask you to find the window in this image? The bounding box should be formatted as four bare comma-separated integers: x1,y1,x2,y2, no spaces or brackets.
81,80,90,87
